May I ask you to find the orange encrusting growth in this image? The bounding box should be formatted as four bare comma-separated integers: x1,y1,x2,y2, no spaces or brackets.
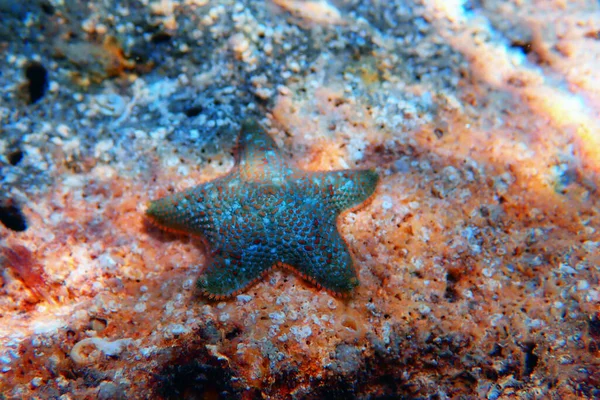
1,244,56,304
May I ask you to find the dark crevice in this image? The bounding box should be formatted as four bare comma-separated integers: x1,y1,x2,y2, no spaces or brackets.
151,32,173,44
40,0,55,14
25,61,48,104
522,342,539,377
444,269,460,302
8,149,24,166
0,204,28,231
156,359,237,400
184,105,203,118
588,314,600,340
225,326,242,340
488,343,502,357
510,40,533,55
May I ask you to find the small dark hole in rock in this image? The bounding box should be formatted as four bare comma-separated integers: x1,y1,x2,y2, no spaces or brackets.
8,150,24,166
511,40,533,54
444,269,461,302
523,342,539,377
225,326,242,340
0,204,27,231
484,368,498,381
456,370,477,383
25,61,48,104
489,343,502,357
40,1,55,14
185,106,203,118
151,32,172,44
588,314,600,340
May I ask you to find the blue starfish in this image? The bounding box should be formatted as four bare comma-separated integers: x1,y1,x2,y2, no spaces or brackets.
146,120,378,298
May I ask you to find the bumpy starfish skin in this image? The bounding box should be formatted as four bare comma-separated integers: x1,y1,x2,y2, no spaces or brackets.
146,120,378,298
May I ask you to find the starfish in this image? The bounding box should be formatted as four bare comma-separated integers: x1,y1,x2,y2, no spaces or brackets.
146,119,378,299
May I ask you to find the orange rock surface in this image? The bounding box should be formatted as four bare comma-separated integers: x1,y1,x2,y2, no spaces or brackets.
0,0,598,398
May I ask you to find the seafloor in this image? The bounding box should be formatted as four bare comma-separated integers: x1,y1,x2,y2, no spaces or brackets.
0,0,599,399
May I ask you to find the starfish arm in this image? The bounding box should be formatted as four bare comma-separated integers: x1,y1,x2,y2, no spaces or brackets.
237,119,293,184
295,169,379,213
196,252,272,298
284,223,359,295
145,180,228,237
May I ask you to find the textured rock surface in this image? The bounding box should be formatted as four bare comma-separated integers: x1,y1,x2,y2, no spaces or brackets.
0,0,599,398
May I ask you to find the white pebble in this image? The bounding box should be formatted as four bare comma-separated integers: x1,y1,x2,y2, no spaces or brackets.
418,304,431,315
219,312,230,322
290,325,312,340
236,294,253,304
381,195,393,210
269,311,286,324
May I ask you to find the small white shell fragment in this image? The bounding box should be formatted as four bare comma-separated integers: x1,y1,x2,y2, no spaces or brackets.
70,337,132,365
